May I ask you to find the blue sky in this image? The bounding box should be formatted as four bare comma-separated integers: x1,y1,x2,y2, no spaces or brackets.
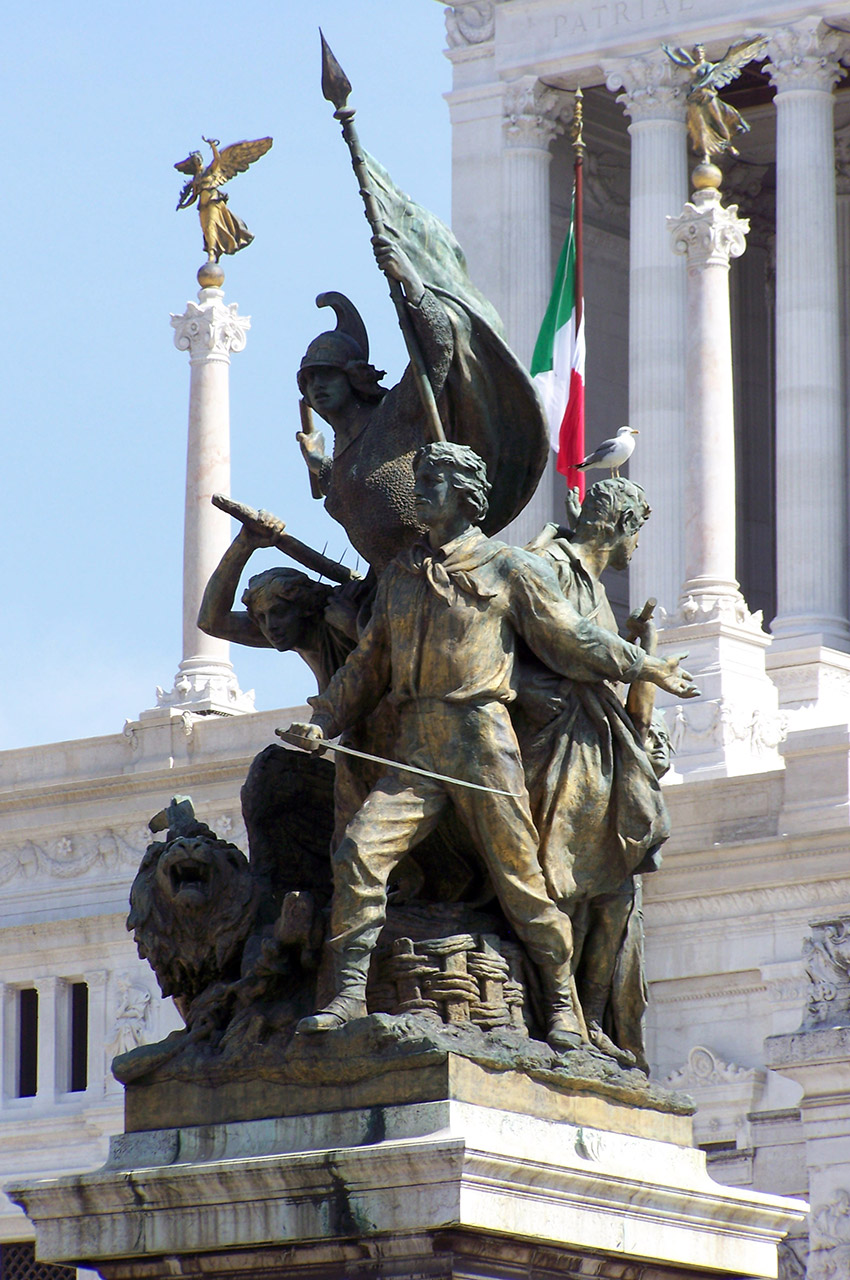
1,2,451,749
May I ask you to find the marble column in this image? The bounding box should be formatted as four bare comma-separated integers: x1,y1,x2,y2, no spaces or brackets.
766,20,848,653
499,76,570,546
602,51,689,618
35,976,58,1106
652,174,782,780
668,172,748,615
836,125,850,545
156,283,254,716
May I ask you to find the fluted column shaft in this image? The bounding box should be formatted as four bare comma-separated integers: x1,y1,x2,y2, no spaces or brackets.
669,185,748,604
766,20,849,649
157,286,253,715
172,287,248,665
499,78,569,544
603,53,689,617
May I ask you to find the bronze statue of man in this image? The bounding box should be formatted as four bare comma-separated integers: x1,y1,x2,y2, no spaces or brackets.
521,477,666,1068
283,444,698,1053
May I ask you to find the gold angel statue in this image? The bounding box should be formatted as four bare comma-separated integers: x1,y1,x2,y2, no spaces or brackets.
175,136,273,262
662,38,766,162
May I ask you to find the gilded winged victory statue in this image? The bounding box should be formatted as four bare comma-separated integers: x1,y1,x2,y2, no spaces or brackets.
175,135,273,262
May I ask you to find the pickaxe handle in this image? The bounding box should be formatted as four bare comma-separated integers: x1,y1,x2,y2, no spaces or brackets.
211,493,359,585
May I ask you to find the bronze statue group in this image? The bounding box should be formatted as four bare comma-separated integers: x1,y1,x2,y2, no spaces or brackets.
199,197,698,1074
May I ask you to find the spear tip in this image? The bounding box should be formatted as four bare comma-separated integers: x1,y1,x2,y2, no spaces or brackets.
320,29,352,110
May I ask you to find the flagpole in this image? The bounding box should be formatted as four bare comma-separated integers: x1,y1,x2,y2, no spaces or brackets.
573,87,585,336
572,87,586,500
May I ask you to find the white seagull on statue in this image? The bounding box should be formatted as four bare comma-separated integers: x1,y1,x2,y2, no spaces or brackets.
576,425,639,478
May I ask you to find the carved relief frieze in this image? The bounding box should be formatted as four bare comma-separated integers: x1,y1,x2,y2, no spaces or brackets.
809,1190,850,1280
106,975,153,1059
0,815,244,887
664,698,787,759
802,916,850,1027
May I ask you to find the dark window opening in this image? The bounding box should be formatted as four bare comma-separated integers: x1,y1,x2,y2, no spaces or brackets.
0,1241,76,1280
69,982,88,1093
17,989,38,1098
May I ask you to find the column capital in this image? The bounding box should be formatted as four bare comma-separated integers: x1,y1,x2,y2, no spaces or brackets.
602,49,689,123
171,288,251,362
765,17,846,94
668,188,749,271
502,75,571,150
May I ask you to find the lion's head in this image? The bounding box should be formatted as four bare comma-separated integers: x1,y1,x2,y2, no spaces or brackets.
127,814,260,1015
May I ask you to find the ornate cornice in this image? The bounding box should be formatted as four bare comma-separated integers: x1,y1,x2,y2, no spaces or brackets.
171,289,250,363
502,76,571,150
601,49,689,123
765,18,845,94
648,878,850,925
669,188,749,271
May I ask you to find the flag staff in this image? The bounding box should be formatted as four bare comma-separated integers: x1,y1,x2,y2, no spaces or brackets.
572,88,585,351
571,87,586,500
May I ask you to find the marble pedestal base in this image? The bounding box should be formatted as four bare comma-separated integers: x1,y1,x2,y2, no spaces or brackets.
9,1097,805,1280
766,641,850,727
655,615,784,780
153,654,255,717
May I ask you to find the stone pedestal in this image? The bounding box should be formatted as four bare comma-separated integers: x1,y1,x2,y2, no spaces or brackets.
9,1089,805,1280
154,284,254,716
655,613,785,780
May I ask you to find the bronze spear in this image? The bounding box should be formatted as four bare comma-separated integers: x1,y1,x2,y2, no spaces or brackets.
320,31,446,444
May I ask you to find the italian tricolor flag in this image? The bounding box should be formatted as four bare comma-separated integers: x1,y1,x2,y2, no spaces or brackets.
530,190,586,496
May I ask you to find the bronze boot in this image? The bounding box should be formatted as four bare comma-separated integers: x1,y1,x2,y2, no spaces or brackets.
544,962,588,1053
296,947,370,1034
581,980,637,1068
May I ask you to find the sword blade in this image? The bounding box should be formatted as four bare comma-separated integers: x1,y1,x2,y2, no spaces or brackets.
276,730,523,797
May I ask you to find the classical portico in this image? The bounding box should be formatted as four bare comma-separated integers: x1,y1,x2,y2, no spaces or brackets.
443,0,850,723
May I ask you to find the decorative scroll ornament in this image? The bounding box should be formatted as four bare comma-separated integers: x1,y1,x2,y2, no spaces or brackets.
502,76,571,149
665,1044,764,1089
171,297,251,361
602,49,690,122
802,916,850,1027
444,1,494,48
765,17,845,93
668,188,749,271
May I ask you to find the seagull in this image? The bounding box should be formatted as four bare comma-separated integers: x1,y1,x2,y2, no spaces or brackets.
576,426,639,478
